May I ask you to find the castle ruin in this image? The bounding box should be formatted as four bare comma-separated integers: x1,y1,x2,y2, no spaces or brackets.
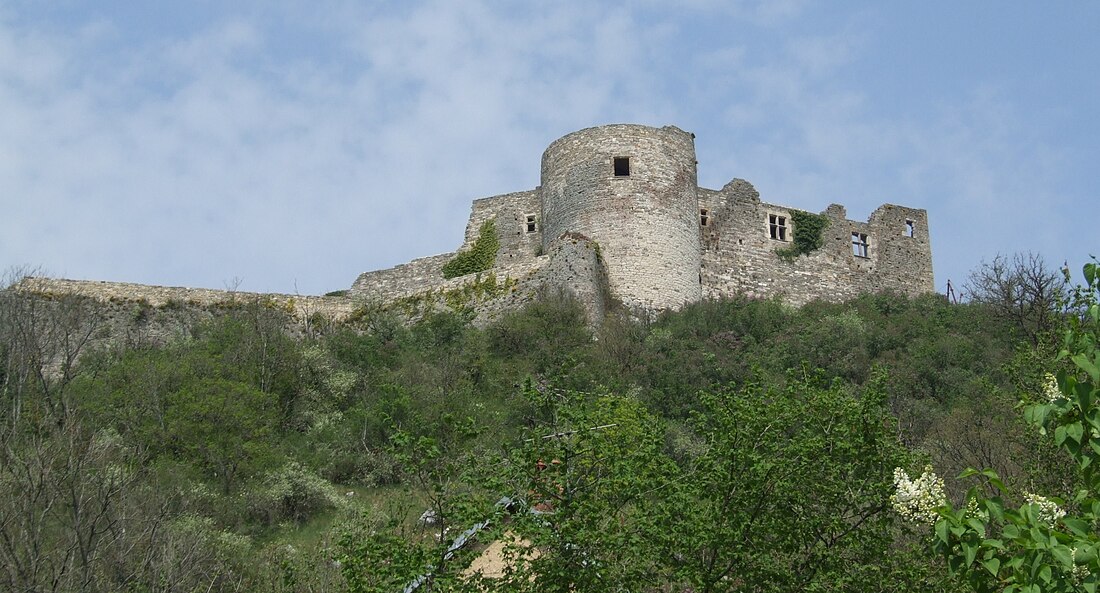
15,123,934,325
349,123,934,321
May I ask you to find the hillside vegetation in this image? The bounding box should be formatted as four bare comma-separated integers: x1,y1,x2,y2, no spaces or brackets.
0,259,1085,592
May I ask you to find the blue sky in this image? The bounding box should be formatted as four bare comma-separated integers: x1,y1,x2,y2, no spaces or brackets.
1,1,1097,296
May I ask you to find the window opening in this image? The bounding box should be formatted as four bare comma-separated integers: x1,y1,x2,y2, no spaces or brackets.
613,156,630,177
768,214,787,241
526,214,537,233
700,209,709,226
905,219,915,237
852,232,869,258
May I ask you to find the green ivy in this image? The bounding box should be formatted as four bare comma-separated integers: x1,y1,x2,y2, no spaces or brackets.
777,210,830,261
442,219,500,279
387,273,518,318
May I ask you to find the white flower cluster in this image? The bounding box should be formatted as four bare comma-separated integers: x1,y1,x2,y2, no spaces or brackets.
965,497,989,521
891,465,946,526
1024,492,1066,525
1071,548,1091,584
1043,373,1064,403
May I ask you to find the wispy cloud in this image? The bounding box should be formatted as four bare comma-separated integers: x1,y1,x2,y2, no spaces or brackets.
0,2,1094,294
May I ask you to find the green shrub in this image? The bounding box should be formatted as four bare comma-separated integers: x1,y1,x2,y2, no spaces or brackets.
249,462,347,525
441,219,499,279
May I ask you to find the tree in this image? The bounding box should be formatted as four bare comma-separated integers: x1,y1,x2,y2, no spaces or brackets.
663,371,927,592
965,252,1065,344
0,270,136,591
166,377,280,494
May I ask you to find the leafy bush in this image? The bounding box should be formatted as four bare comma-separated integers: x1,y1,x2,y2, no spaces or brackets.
249,462,348,525
441,219,499,279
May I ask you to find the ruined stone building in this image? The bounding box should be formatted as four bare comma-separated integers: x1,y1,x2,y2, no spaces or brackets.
17,123,934,325
349,123,934,321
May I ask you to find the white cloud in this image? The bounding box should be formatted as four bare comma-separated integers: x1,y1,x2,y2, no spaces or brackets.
0,2,1093,297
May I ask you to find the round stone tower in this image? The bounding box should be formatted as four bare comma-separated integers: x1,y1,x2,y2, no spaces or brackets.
540,124,702,312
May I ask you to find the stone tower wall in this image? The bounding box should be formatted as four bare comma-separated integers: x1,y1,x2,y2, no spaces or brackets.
539,124,702,312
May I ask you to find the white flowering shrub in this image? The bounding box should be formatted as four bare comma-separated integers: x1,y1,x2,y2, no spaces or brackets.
249,462,348,525
895,261,1100,593
1044,372,1065,403
891,465,946,526
1024,492,1067,526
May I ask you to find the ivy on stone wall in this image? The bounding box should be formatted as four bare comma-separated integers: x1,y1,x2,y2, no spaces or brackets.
381,272,518,319
442,219,500,279
776,210,830,262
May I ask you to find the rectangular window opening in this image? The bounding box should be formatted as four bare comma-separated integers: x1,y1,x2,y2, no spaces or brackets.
905,219,915,237
526,214,537,233
852,232,869,258
700,209,709,226
613,156,630,177
768,214,788,241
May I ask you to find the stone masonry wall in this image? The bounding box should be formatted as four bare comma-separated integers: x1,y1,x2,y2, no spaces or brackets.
16,277,356,320
464,190,543,263
349,189,545,304
353,125,933,318
699,179,934,305
532,234,609,323
349,253,455,302
451,236,608,327
540,124,701,313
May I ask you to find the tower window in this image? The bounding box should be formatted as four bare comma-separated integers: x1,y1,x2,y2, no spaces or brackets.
768,214,787,241
905,219,915,237
526,214,537,233
852,232,870,258
700,209,709,226
613,156,630,177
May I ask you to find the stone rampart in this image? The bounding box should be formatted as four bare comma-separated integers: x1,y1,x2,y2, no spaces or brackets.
350,189,547,305
21,124,935,332
16,277,356,321
349,253,455,303
533,234,609,323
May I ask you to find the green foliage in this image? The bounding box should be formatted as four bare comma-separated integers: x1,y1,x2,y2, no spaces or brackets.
442,219,500,279
249,462,348,525
666,371,919,592
487,292,591,375
923,260,1100,592
337,509,435,593
6,255,1075,592
386,272,516,319
776,209,830,261
335,377,931,591
168,377,281,493
507,392,678,591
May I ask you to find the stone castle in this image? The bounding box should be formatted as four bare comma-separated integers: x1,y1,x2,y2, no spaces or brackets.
16,123,934,325
348,123,934,321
